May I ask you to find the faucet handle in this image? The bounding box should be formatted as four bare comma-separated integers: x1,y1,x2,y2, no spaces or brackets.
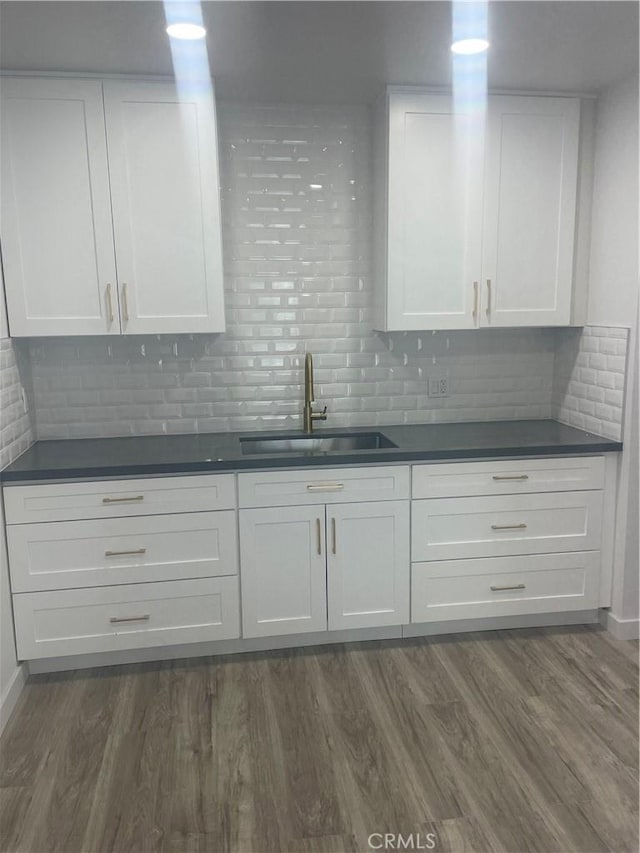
312,405,328,422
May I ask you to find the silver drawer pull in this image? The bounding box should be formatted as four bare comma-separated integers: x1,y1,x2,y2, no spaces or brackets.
306,483,345,492
490,584,526,592
102,495,144,504
105,548,147,557
491,523,528,531
109,615,150,624
492,475,529,481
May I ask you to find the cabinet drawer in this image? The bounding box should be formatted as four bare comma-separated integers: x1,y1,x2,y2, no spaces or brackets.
8,511,238,593
411,491,603,561
411,552,601,623
412,456,604,499
238,465,410,508
13,576,240,660
4,474,236,524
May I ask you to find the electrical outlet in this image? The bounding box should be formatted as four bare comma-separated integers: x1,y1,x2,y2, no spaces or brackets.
428,376,449,398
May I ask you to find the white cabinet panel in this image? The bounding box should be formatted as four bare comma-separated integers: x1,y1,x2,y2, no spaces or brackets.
238,465,410,508
374,88,581,332
412,491,603,561
481,96,580,327
239,505,327,638
411,552,600,623
327,501,409,630
4,473,236,524
103,81,225,334
13,576,240,660
8,510,238,592
412,456,605,499
1,77,118,336
382,93,482,330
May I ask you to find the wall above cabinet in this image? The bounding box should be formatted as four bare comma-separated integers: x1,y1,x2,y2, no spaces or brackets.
373,88,587,332
0,76,225,337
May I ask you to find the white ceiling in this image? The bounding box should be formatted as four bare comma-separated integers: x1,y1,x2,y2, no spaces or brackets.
0,1,637,102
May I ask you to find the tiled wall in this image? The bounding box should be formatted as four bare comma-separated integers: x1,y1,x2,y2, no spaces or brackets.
0,339,34,468
552,325,629,440
25,102,557,440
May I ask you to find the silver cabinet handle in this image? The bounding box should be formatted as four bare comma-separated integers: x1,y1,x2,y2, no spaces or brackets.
105,548,147,557
306,483,345,492
473,281,479,319
316,518,322,556
102,495,144,504
106,283,114,323
122,282,130,322
490,584,526,592
491,523,527,530
492,474,529,481
486,279,492,315
109,615,150,624
331,517,336,554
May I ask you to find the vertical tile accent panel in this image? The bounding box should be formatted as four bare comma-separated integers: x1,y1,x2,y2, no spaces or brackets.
0,339,34,469
27,103,558,440
553,325,629,440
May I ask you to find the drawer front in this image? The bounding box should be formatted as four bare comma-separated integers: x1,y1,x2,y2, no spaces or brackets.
411,491,603,561
13,576,240,660
238,465,410,508
8,511,238,593
412,552,601,623
4,474,236,524
412,456,605,499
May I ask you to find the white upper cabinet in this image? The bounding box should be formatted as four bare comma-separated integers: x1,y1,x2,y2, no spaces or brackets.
0,76,225,337
481,96,580,327
103,81,225,334
377,92,483,331
373,88,582,331
1,77,119,336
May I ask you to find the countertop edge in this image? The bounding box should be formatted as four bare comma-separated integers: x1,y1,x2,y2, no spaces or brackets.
0,440,623,484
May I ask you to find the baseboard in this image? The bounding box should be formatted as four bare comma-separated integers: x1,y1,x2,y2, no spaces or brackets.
599,609,640,640
0,664,26,735
404,610,600,638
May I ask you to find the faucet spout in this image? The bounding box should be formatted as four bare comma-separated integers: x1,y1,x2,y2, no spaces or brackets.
304,352,315,405
303,352,327,433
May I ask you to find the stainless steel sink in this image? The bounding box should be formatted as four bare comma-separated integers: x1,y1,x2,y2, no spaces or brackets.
240,432,397,455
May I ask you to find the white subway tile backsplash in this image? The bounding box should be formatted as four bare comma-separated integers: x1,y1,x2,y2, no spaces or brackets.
0,339,34,469
552,325,629,440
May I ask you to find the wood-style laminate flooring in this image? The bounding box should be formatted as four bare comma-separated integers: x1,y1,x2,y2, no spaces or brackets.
0,626,638,853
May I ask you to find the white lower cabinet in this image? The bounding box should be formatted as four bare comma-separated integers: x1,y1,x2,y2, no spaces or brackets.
4,473,241,661
7,510,238,592
327,501,409,630
239,505,328,638
239,498,410,638
13,576,240,660
412,552,601,623
410,456,608,624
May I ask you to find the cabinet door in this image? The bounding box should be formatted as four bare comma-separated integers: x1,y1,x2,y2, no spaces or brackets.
385,93,483,330
481,96,580,327
0,77,119,336
239,506,327,638
103,81,225,334
327,500,409,630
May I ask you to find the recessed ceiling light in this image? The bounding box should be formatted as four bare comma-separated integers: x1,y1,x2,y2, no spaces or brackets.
166,22,207,40
451,38,490,55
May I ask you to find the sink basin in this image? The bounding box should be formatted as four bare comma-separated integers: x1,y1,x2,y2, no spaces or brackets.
240,431,397,455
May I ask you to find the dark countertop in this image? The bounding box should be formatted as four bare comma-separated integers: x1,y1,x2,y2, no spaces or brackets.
0,420,622,484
